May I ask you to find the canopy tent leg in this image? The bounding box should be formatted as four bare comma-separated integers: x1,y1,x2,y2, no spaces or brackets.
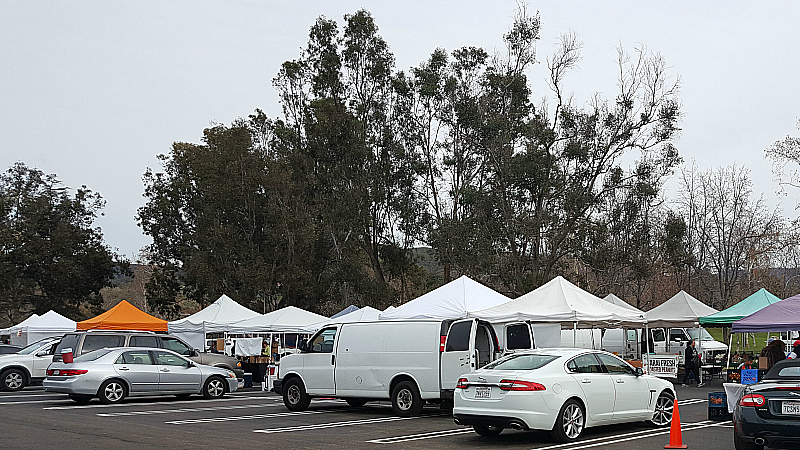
726,332,734,371
573,322,577,347
697,326,703,384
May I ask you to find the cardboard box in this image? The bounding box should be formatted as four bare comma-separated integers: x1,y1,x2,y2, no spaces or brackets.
216,339,225,352
759,356,768,370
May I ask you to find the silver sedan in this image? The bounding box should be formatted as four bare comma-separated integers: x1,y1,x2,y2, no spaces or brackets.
43,347,238,404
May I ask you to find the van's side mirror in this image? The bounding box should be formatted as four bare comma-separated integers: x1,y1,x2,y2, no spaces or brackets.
298,339,309,352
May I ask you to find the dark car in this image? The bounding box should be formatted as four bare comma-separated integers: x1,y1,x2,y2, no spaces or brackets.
52,331,244,379
733,359,800,450
0,344,23,355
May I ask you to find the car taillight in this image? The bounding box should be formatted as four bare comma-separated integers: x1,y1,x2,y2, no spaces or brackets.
776,386,800,391
46,369,88,376
440,336,447,352
456,378,469,389
739,394,766,407
499,379,546,391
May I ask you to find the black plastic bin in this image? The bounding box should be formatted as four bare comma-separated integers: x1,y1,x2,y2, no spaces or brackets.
708,391,732,421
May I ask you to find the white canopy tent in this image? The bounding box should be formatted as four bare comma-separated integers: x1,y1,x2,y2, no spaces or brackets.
168,294,261,350
299,306,382,333
378,276,511,320
2,311,75,346
470,276,647,328
603,294,644,313
0,313,39,337
645,291,718,328
228,306,328,334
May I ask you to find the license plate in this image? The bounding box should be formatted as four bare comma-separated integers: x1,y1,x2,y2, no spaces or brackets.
475,387,491,398
783,401,800,415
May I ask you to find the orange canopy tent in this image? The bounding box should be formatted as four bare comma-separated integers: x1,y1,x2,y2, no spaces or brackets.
77,300,168,332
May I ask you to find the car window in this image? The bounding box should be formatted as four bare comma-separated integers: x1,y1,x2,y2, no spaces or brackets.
484,354,557,370
596,353,635,375
567,353,603,374
74,349,114,362
130,336,160,349
651,329,665,342
153,350,190,367
115,350,154,365
54,334,80,355
82,335,125,354
310,328,337,353
506,324,532,350
445,321,472,352
161,337,192,355
19,339,55,355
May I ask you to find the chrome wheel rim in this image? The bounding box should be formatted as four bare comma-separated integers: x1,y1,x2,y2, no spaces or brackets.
104,382,124,402
652,394,674,426
287,384,301,405
208,379,224,397
5,372,22,389
396,388,413,411
562,403,584,439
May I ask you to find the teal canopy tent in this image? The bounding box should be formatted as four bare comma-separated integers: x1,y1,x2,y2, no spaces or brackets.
699,288,782,327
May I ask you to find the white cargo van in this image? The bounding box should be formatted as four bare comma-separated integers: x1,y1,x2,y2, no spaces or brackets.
274,318,508,416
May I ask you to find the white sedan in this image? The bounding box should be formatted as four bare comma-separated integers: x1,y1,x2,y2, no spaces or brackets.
453,348,675,442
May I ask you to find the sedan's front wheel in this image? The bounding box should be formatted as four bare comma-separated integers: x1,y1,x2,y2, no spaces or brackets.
1,368,26,391
651,391,674,427
552,399,585,443
202,376,226,399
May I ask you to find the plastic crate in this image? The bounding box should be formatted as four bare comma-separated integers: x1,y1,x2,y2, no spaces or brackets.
708,392,731,421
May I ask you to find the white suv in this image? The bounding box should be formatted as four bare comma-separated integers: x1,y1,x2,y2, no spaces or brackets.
0,338,60,391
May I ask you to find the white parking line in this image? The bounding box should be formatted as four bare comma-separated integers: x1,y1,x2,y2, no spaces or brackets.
531,420,730,450
43,395,267,410
676,398,708,405
253,413,447,434
367,429,474,444
167,409,332,424
97,402,283,417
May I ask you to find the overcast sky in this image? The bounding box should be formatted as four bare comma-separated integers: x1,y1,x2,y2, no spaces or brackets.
2,1,798,259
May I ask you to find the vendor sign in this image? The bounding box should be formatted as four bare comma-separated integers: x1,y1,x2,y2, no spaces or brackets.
643,354,679,378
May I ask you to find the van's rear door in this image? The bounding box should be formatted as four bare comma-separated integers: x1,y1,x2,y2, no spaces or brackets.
440,319,476,390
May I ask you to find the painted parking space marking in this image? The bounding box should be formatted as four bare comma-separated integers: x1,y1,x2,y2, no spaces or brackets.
43,395,267,410
531,420,731,450
97,402,284,417
166,409,333,424
253,412,448,434
367,428,474,443
676,398,708,406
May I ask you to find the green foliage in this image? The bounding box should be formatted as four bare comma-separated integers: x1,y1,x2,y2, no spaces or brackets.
0,163,123,323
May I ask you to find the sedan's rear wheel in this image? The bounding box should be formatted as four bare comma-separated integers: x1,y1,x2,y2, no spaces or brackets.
551,399,585,443
473,424,503,437
651,391,674,427
202,376,226,399
98,379,127,404
1,368,26,391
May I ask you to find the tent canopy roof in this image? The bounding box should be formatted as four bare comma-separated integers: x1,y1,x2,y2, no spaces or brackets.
229,306,327,333
470,276,646,328
732,293,800,333
645,291,718,328
168,294,260,333
379,276,511,320
17,310,75,332
0,313,39,334
300,306,382,333
603,294,644,313
77,300,167,332
331,305,360,319
700,288,782,327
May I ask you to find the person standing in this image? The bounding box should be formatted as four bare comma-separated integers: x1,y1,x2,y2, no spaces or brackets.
682,339,703,387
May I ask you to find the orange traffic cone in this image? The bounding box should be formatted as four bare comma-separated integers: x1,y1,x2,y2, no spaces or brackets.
665,398,688,449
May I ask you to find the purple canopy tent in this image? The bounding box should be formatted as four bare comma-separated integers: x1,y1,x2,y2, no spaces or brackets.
732,293,800,333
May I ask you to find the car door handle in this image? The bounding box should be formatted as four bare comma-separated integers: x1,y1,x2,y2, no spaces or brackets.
118,367,129,371
160,368,170,372
581,379,591,384
616,379,625,383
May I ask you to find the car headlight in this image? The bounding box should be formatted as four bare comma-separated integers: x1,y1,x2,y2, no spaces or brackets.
226,370,236,378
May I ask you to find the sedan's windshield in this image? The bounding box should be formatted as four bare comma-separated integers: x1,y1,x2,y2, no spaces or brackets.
17,339,55,355
73,349,114,362
686,328,715,341
483,354,558,370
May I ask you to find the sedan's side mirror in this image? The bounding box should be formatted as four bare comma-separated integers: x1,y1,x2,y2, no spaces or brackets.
35,350,49,357
187,361,196,368
635,367,644,376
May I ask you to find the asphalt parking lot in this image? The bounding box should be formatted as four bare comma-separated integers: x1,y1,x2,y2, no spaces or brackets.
0,379,732,450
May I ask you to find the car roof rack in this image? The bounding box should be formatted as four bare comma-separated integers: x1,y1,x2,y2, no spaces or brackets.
84,329,157,334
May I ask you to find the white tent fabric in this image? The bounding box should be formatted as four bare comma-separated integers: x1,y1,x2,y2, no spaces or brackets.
603,294,644,313
299,306,382,333
229,306,328,334
378,276,511,320
470,276,647,328
0,313,39,335
3,311,75,346
645,290,719,328
168,294,261,350
331,305,360,319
